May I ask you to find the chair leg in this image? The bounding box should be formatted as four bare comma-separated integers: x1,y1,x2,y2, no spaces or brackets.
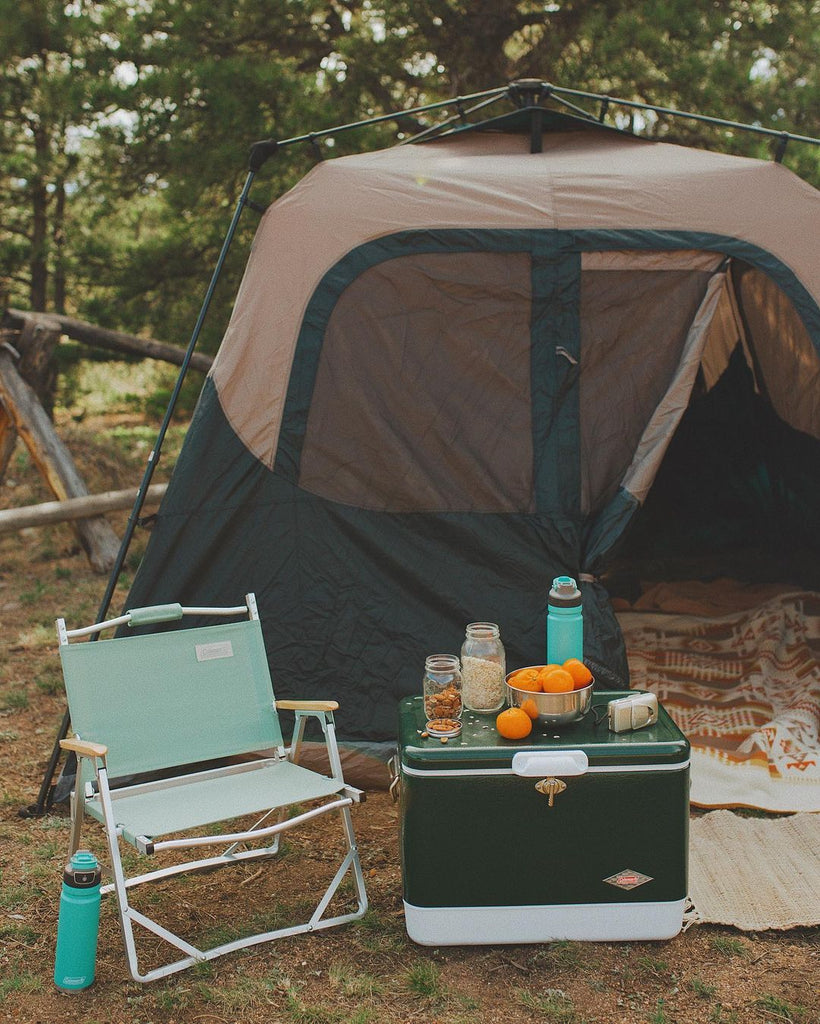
340,804,368,916
308,804,368,928
67,787,85,856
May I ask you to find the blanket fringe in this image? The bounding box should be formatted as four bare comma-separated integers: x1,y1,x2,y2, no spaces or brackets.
681,895,702,931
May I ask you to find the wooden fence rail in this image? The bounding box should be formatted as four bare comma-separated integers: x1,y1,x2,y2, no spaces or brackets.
4,308,214,374
0,483,168,535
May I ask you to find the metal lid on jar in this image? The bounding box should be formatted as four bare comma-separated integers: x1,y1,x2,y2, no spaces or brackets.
425,718,462,738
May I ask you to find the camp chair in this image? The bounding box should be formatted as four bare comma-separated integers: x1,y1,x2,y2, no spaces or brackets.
56,593,368,983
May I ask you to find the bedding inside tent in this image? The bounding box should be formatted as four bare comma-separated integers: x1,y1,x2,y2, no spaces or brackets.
121,116,820,795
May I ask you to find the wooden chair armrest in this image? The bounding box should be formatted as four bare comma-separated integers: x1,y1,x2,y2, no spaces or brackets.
276,699,339,713
60,738,108,759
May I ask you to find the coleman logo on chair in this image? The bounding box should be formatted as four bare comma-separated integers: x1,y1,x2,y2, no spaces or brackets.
604,869,653,890
194,640,234,662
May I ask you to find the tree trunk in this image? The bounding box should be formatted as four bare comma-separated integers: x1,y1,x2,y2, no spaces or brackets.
29,124,50,313
53,178,67,315
16,313,62,416
0,348,121,573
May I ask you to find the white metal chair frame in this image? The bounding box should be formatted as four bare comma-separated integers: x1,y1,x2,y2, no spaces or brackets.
57,593,368,983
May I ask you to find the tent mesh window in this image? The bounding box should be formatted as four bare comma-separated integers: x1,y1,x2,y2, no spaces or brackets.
299,251,534,513
298,245,723,522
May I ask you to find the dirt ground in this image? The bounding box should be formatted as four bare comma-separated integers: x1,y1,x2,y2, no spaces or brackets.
1,407,818,1024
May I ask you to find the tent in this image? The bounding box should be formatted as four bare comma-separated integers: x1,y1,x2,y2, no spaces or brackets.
122,101,820,770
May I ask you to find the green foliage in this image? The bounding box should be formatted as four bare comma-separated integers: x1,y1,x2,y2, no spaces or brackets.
2,0,818,344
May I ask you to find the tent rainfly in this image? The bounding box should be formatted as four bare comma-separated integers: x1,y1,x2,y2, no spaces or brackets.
123,109,820,770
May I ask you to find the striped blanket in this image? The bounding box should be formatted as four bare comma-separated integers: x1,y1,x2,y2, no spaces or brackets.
618,588,820,813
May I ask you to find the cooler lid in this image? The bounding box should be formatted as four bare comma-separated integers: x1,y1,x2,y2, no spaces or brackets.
399,692,689,773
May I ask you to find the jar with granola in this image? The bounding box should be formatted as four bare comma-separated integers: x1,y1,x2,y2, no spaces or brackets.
423,655,462,723
461,622,506,713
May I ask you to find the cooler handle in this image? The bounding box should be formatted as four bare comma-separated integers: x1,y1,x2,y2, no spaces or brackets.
511,750,589,777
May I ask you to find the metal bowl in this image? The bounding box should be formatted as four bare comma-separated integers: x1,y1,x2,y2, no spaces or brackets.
505,667,594,727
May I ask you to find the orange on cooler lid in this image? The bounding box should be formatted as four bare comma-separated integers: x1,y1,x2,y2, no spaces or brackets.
495,706,533,740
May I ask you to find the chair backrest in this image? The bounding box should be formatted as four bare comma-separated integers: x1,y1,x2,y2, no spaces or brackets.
59,613,284,780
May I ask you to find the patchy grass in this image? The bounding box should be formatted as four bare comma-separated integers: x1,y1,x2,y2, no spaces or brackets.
516,987,578,1022
710,936,747,958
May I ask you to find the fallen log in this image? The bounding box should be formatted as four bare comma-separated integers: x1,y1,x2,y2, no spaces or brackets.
0,483,168,535
0,348,121,572
5,308,213,374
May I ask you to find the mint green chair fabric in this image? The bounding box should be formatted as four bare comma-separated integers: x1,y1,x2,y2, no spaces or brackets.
57,594,368,983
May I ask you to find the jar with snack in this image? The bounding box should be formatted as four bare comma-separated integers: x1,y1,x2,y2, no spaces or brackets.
461,622,506,713
423,655,463,730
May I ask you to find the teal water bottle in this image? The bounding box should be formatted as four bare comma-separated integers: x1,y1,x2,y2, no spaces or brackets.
546,576,583,664
54,850,102,991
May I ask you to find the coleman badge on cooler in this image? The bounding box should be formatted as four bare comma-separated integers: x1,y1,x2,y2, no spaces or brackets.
604,868,653,890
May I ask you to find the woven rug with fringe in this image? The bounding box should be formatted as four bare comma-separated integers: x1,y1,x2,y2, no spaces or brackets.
688,810,820,930
618,589,820,813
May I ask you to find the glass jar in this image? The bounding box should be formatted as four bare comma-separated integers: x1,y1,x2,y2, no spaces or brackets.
423,655,463,723
461,622,506,713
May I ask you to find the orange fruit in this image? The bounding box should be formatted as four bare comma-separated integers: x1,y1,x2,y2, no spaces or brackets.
537,664,563,687
563,658,593,689
519,698,540,720
496,706,533,740
508,668,542,692
540,667,575,693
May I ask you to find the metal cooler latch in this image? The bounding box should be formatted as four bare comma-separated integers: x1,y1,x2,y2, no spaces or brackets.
535,777,566,806
512,750,588,809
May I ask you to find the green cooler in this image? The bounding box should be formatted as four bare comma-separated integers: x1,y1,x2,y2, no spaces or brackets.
398,692,689,944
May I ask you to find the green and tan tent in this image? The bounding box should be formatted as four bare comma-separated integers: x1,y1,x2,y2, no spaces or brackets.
124,110,820,765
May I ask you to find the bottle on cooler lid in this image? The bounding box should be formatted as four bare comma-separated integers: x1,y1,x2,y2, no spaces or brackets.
546,575,583,665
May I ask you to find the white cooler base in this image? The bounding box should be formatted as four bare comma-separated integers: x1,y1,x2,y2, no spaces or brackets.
404,898,687,945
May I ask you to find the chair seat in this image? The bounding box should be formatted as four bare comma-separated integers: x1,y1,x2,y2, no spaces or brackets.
84,758,345,846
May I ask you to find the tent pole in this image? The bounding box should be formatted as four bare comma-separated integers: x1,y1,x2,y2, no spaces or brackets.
270,85,509,151
549,83,820,150
27,167,261,817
